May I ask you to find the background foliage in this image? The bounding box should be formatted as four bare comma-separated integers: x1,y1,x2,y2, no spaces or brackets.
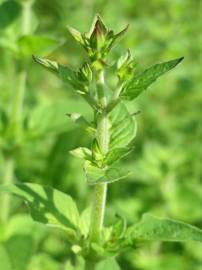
0,0,202,269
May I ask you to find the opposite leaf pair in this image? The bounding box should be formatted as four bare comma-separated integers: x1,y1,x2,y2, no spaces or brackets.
1,183,202,263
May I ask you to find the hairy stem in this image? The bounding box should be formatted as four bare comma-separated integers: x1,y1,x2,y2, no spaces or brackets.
90,70,109,241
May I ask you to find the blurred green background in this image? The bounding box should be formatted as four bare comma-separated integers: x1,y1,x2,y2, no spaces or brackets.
0,0,202,269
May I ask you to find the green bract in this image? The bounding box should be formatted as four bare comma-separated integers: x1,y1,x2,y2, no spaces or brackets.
1,13,200,270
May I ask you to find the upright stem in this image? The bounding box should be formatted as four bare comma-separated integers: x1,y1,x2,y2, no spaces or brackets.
10,71,27,133
90,70,109,241
0,157,14,222
9,0,33,131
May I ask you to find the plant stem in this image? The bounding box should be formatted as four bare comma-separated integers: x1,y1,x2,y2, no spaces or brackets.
10,70,27,133
90,70,109,241
9,0,33,131
1,157,14,222
1,1,33,222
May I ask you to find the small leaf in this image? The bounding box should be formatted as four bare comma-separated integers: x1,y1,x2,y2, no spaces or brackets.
111,214,127,239
33,56,91,93
67,25,85,46
104,147,132,166
84,161,130,185
130,214,202,242
67,113,95,135
92,139,103,164
88,15,108,38
117,49,133,81
58,65,86,92
109,24,129,50
32,55,58,74
67,113,89,127
0,183,80,237
122,57,184,100
109,102,137,149
89,15,108,50
70,147,92,160
18,35,62,57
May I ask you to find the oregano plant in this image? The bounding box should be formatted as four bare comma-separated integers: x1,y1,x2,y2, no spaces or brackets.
1,15,202,269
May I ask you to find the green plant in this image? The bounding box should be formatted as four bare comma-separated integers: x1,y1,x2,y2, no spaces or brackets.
1,15,202,269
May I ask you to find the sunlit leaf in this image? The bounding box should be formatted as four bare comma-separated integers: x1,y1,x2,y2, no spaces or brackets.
0,183,80,237
70,147,92,160
104,147,132,166
109,103,136,149
84,161,130,185
122,57,184,100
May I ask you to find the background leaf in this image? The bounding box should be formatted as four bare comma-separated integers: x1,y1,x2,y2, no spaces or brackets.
5,234,34,270
96,258,121,270
18,35,62,57
0,0,21,29
0,244,12,270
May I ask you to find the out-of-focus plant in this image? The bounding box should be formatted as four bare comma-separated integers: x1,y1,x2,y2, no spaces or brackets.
1,14,202,270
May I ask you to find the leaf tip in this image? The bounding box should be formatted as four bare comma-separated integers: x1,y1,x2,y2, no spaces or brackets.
178,56,184,63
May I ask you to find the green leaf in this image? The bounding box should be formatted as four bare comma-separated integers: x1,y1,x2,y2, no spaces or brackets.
108,24,129,51
104,147,132,166
0,1,21,29
111,215,127,239
33,58,91,93
109,103,136,149
70,147,92,160
84,161,130,185
130,214,202,242
92,139,103,164
18,35,62,57
67,25,85,46
58,64,89,92
96,258,121,270
121,57,184,100
32,55,58,74
0,183,80,236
